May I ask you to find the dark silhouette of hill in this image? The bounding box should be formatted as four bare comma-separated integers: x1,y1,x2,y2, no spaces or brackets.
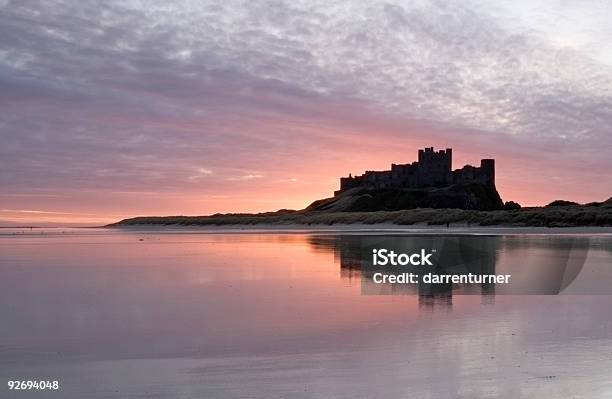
306,182,503,212
109,197,612,228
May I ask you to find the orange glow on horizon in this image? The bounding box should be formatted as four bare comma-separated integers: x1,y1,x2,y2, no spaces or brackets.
2,137,609,226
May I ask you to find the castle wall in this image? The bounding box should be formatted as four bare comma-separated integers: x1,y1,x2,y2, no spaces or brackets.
336,148,495,195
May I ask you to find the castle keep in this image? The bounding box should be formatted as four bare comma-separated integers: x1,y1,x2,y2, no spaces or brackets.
335,147,495,196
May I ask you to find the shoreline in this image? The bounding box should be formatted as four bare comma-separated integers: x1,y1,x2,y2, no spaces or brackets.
106,223,612,235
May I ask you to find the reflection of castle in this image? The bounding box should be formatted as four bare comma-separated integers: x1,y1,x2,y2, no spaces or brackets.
336,147,495,195
307,235,499,301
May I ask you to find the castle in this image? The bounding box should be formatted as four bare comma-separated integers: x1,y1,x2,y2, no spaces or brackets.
335,147,495,196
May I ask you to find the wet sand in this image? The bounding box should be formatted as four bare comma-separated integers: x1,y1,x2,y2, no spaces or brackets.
2,229,612,398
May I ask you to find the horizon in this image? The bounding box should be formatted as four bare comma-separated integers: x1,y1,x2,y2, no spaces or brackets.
3,1,612,225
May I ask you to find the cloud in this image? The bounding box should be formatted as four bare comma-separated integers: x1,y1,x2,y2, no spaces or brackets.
227,174,264,181
0,209,74,215
3,1,611,143
187,167,214,181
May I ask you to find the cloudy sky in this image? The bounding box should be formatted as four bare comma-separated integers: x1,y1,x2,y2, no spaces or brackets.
1,0,612,224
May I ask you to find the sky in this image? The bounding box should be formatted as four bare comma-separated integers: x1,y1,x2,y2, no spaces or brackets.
1,0,612,225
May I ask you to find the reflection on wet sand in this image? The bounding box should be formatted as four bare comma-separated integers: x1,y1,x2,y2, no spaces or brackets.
308,235,501,313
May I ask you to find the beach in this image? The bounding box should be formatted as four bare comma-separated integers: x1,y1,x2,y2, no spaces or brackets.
2,228,612,398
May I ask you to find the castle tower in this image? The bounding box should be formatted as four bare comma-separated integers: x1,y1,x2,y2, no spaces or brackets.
417,147,452,173
480,159,495,187
417,147,452,186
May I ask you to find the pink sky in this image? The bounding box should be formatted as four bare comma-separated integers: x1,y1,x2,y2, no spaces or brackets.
2,1,612,225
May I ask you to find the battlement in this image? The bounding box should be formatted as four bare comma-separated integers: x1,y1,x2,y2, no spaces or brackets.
335,147,495,195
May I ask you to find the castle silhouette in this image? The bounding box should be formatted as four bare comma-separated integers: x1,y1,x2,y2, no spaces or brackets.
335,147,495,196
